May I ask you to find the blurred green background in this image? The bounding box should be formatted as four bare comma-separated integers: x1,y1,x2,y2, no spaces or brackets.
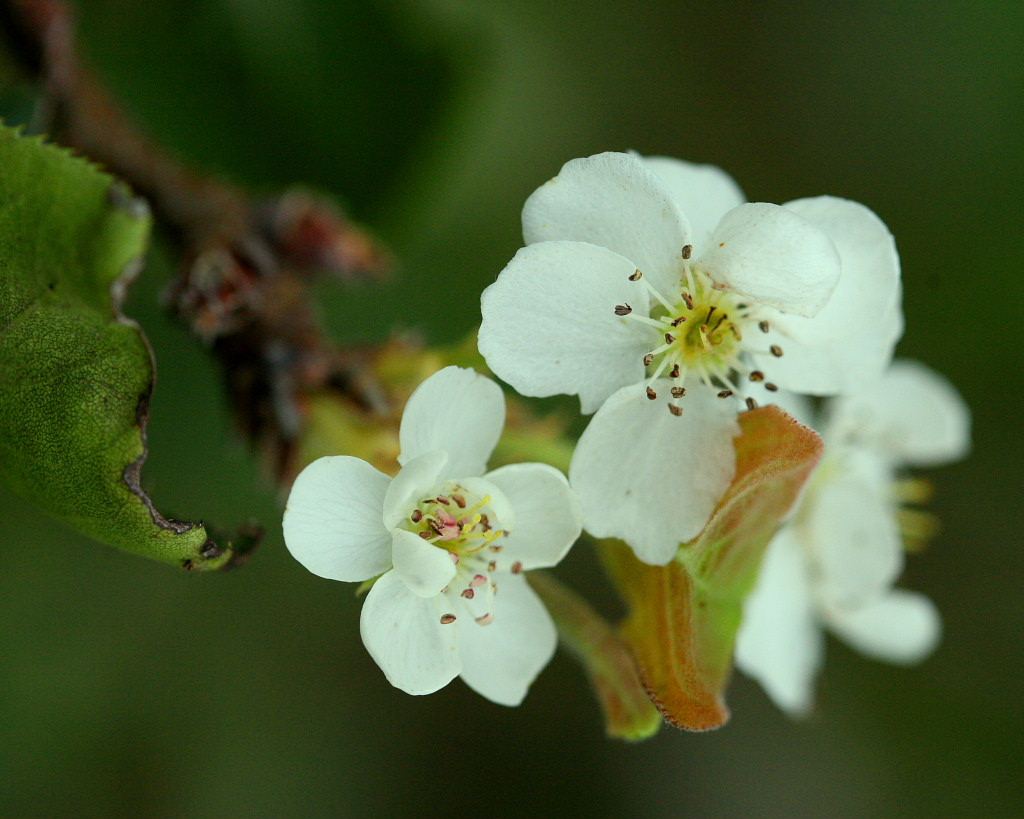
1,0,1021,816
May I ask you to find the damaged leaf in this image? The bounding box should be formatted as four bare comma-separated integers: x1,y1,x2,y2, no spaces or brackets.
601,405,823,730
0,125,256,569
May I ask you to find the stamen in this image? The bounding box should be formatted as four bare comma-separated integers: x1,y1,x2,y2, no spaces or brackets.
436,495,450,505
628,270,643,281
646,386,658,400
668,404,683,416
452,494,466,509
614,304,632,316
671,386,686,398
669,364,681,378
410,509,423,523
470,574,487,587
681,244,693,260
759,320,771,333
511,561,523,575
487,560,497,572
681,292,695,310
746,397,759,410
770,345,784,357
440,614,457,624
461,588,475,599
664,332,676,345
764,382,779,392
643,353,654,367
729,324,743,341
670,316,686,327
706,306,717,324
418,531,434,540
717,389,733,398
475,613,494,626
489,544,504,553
748,370,765,382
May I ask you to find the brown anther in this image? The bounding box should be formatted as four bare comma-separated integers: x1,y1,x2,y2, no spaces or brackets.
429,519,445,534
480,514,491,531
646,386,658,400
489,544,504,553
671,386,686,398
759,320,771,333
668,404,683,417
436,495,450,505
764,382,779,392
418,531,433,540
643,353,654,367
475,613,494,626
664,332,676,345
614,304,633,316
452,494,466,509
681,293,694,310
491,582,498,594
717,389,733,399
748,370,765,382
770,345,784,357
440,614,457,624
471,574,487,587
487,560,497,572
511,561,523,575
629,270,643,281
669,364,681,378
461,588,475,599
681,244,693,259
746,397,759,410
410,509,423,523
671,316,686,327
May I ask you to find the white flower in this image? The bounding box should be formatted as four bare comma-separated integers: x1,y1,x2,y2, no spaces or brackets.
283,366,583,706
478,151,902,564
735,361,971,715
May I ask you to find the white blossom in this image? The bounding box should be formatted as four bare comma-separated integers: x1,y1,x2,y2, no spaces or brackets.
735,361,971,715
283,366,582,705
479,151,902,564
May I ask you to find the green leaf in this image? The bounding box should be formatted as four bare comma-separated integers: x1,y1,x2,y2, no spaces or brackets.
0,125,255,569
600,405,823,731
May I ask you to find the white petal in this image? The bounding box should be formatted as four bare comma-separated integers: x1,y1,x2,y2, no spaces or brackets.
748,197,903,395
735,528,823,717
398,366,504,478
391,529,457,597
809,449,903,608
453,476,515,532
641,156,746,254
382,451,448,529
457,572,557,706
825,359,971,467
479,241,652,414
521,152,691,296
359,570,461,695
568,381,740,565
283,456,392,582
827,589,941,664
700,203,841,317
483,463,582,570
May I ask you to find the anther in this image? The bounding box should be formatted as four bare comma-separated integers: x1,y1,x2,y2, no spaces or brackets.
418,531,433,540
646,386,657,400
671,386,686,398
664,332,676,345
614,304,632,316
436,495,450,505
643,353,654,367
717,389,733,399
410,509,423,523
475,613,494,626
511,561,523,575
489,544,504,553
668,404,683,417
669,364,680,378
470,574,487,587
764,382,778,392
681,245,693,260
480,514,491,531
440,614,457,624
670,316,686,327
746,397,759,410
487,560,497,572
681,293,694,310
629,270,643,281
461,588,475,599
748,371,765,382
759,320,771,333
770,345,784,357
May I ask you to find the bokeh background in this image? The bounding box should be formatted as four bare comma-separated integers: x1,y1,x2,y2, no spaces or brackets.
1,1,1021,816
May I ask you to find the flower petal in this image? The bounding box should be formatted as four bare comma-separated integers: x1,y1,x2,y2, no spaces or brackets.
456,572,557,706
479,240,652,413
748,196,903,395
283,456,392,582
700,202,841,317
809,449,903,608
453,476,515,532
382,451,448,529
825,359,971,468
568,381,740,565
735,528,823,716
359,570,461,695
391,528,457,597
521,151,691,297
398,366,504,478
641,156,746,255
826,589,941,664
483,463,582,570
